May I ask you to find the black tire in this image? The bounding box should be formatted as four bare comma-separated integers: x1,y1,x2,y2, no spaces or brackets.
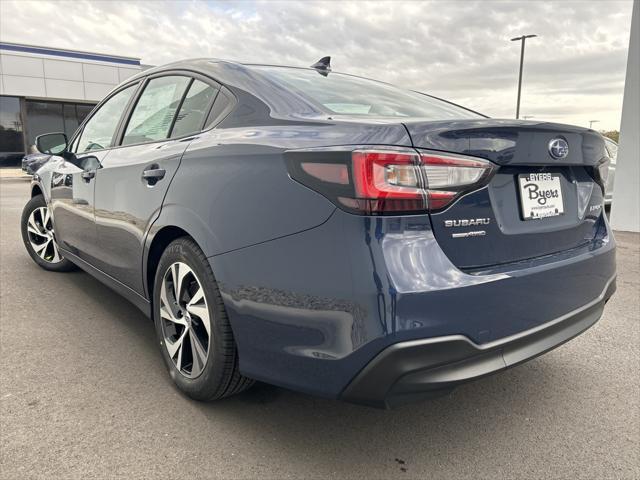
21,194,76,272
153,237,254,401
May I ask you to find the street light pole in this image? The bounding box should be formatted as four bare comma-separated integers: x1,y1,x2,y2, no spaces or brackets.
589,120,600,129
511,34,537,119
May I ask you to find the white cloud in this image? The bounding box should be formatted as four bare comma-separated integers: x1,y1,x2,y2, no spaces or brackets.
0,0,633,130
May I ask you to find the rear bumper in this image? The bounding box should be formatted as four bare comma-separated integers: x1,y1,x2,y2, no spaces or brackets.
212,208,617,402
342,275,616,408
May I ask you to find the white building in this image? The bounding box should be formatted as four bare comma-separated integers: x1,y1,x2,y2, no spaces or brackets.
0,42,144,164
610,0,639,233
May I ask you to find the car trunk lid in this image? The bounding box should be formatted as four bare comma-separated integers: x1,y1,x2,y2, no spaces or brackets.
403,119,608,269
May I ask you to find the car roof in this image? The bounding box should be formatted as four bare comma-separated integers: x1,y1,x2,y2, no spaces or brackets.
119,58,485,123
128,58,312,82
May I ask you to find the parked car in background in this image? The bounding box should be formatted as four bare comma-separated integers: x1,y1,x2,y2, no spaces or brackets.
21,152,52,175
21,58,616,408
603,137,618,206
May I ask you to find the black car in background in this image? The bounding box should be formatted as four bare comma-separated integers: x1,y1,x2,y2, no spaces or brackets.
21,152,52,175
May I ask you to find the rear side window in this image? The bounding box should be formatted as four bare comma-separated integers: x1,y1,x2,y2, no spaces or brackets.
205,87,235,128
75,85,136,153
253,66,483,120
122,76,190,145
171,79,218,138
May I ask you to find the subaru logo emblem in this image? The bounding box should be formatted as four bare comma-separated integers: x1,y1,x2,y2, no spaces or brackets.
548,138,569,159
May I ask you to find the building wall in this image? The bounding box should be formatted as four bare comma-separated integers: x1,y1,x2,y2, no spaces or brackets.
0,43,143,165
0,43,141,102
610,0,639,233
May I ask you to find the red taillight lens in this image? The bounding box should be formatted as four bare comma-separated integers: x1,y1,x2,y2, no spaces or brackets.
348,150,425,213
286,147,495,215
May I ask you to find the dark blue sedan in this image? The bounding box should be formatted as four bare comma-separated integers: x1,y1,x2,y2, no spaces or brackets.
22,57,616,407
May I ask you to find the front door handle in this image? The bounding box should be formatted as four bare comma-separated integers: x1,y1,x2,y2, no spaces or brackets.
81,170,96,182
142,165,166,186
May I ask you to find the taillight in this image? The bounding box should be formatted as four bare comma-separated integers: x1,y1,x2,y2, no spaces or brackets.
350,150,425,213
285,147,495,215
419,153,494,210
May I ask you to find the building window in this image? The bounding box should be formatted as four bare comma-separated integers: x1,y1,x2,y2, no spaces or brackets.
25,101,64,150
25,100,96,151
0,96,25,158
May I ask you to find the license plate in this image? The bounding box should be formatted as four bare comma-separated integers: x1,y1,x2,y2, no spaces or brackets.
518,173,564,220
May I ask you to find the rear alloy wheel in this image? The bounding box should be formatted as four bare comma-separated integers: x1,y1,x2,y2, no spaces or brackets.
153,238,254,401
21,194,76,272
159,262,211,378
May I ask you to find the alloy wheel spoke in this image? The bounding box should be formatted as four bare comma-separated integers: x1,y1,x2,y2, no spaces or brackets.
160,276,172,308
27,225,48,239
165,327,188,359
188,285,204,306
28,211,47,236
160,304,187,326
186,285,210,335
50,240,61,263
175,338,184,371
186,303,210,336
160,278,186,326
34,239,51,258
42,207,51,230
171,263,189,303
189,329,207,376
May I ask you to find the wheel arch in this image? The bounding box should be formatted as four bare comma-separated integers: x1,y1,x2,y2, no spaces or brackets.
144,198,225,311
31,183,43,199
144,205,221,294
145,225,193,303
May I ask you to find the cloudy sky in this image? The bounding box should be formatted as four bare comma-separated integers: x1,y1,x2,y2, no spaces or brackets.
0,0,633,130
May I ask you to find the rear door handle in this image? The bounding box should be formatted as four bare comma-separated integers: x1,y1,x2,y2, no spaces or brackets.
142,166,166,185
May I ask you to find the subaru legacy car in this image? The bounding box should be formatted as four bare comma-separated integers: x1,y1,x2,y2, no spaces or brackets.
22,58,616,408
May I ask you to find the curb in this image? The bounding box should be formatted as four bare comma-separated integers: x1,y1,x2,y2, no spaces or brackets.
0,176,31,183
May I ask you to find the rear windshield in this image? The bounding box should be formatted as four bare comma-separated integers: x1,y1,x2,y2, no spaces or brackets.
253,66,483,120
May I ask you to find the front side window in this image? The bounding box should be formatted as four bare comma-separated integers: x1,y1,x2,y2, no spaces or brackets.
76,85,136,153
253,66,484,120
122,76,190,145
171,79,218,138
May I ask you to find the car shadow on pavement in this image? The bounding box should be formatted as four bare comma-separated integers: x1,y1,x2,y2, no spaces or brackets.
61,267,160,353
186,359,575,475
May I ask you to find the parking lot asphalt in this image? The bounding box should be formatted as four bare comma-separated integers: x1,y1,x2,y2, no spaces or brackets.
0,177,638,479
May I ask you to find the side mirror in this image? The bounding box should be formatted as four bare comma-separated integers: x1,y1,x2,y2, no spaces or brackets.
35,132,68,155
